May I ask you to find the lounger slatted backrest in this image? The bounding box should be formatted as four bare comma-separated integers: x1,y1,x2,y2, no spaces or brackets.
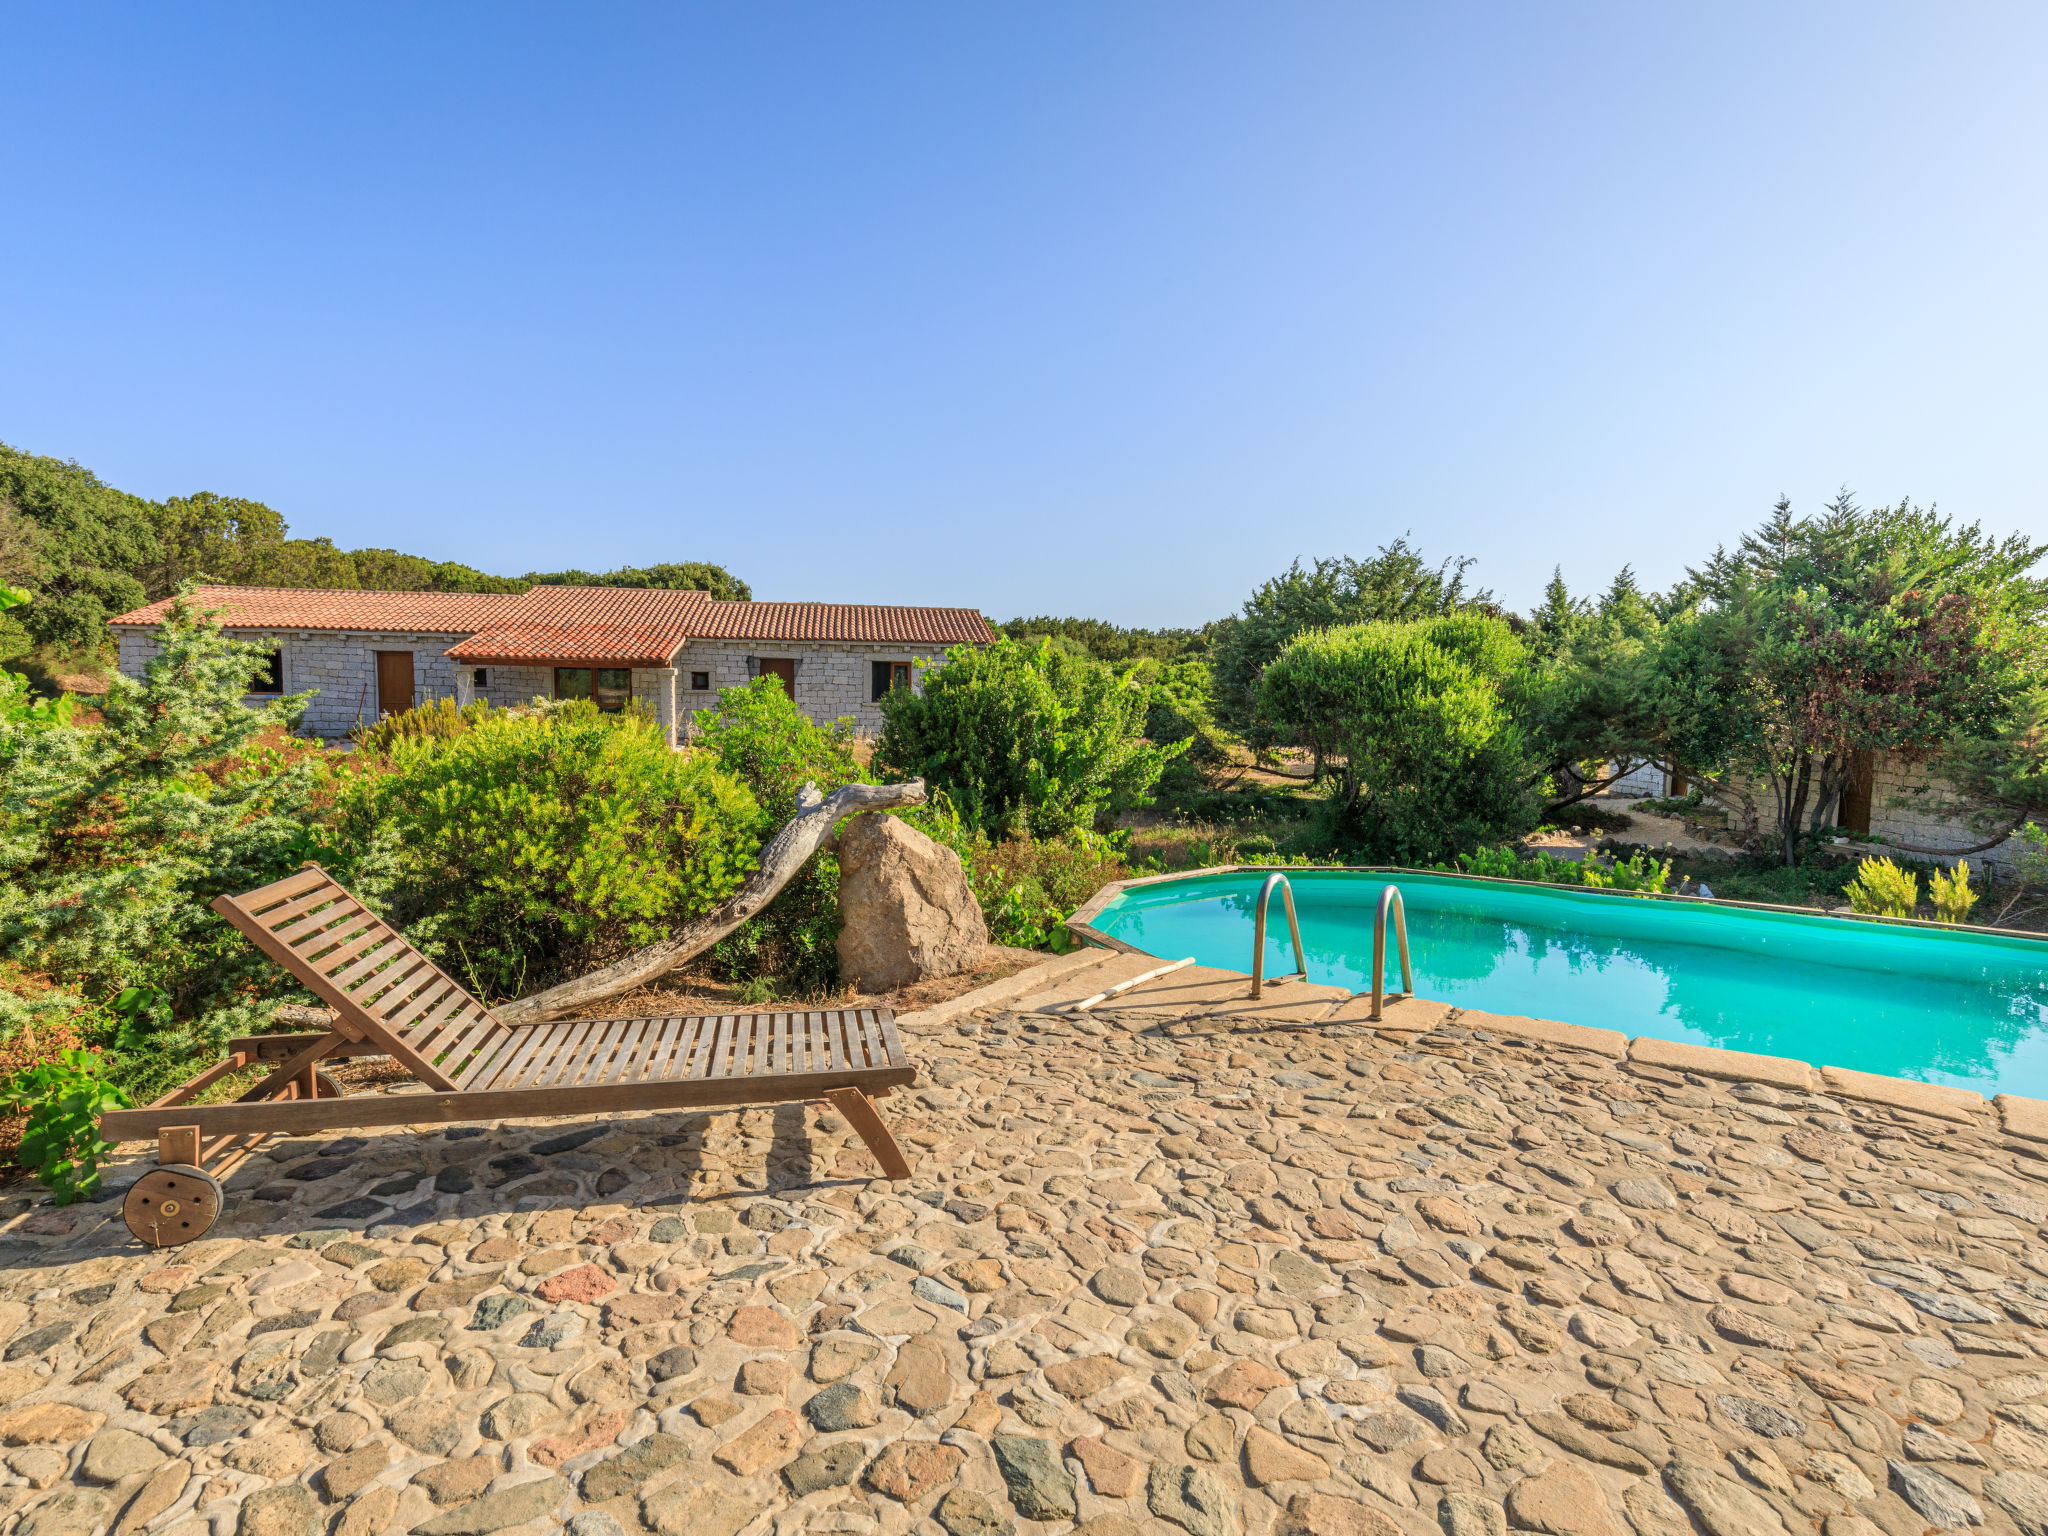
212,866,513,1092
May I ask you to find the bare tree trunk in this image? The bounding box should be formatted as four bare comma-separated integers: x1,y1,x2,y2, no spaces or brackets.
496,778,927,1025
1780,756,1812,867
1541,759,1646,817
1805,750,1848,837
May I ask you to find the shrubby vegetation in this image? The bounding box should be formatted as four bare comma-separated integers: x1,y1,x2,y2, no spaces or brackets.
692,679,864,998
874,638,1180,841
0,1050,127,1203
0,598,329,1085
1930,861,1977,924
526,561,751,600
1259,613,1540,863
1445,844,1672,894
330,700,763,999
1210,541,1489,754
1845,856,1921,918
995,615,1206,664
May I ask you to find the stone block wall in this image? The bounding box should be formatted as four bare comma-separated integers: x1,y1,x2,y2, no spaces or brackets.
113,630,930,746
674,640,954,737
115,628,480,740
1866,753,2035,873
1716,754,2035,874
472,664,553,708
1605,760,1667,797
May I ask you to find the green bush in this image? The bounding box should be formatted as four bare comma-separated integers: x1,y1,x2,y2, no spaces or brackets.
1446,844,1671,893
0,1048,130,1204
1845,856,1920,918
691,677,861,822
0,586,77,734
692,677,865,996
1631,790,1703,817
1260,614,1543,864
338,700,762,999
1123,657,1230,760
901,792,1127,950
1929,860,1978,924
875,639,1181,841
1543,802,1633,834
350,696,493,754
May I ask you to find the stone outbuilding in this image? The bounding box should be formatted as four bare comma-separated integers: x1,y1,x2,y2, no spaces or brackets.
108,584,994,744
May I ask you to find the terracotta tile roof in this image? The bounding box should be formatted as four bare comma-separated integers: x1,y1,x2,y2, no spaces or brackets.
113,584,994,658
445,586,712,666
687,601,995,646
109,586,524,633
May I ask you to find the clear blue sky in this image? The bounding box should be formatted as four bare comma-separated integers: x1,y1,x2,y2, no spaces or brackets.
4,5,2044,625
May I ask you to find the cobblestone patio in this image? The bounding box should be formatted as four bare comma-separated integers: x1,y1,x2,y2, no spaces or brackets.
3,953,2048,1536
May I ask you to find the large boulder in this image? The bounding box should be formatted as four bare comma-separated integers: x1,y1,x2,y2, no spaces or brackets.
835,813,988,992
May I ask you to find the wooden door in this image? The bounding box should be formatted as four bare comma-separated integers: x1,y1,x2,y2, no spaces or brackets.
1837,749,1875,833
758,658,795,693
375,651,415,717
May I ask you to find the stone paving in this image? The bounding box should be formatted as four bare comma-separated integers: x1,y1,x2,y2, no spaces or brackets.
4,958,2048,1536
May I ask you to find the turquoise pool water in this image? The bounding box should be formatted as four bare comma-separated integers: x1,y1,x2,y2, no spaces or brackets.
1088,870,2048,1098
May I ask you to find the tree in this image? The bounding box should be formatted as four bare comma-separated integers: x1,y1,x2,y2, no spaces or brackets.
1525,566,1590,661
1210,539,1491,761
996,616,1208,664
0,592,326,1092
345,548,527,593
683,675,867,994
874,639,1179,840
1518,566,1677,812
1259,613,1542,863
526,561,751,600
1911,680,2048,854
1120,657,1229,764
143,491,289,597
1661,494,2046,865
1,441,535,668
0,443,155,655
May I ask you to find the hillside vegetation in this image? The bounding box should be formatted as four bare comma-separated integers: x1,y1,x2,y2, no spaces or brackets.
0,440,747,687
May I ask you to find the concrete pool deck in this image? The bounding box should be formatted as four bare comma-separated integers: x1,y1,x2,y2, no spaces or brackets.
1,950,2047,1536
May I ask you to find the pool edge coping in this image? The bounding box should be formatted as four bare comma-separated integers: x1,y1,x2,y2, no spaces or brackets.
1064,863,2048,1139
1069,861,2048,944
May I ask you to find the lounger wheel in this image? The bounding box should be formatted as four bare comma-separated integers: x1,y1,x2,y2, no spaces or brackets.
314,1070,341,1098
124,1163,223,1248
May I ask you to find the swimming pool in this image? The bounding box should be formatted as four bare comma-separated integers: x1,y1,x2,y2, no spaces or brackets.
1080,869,2048,1099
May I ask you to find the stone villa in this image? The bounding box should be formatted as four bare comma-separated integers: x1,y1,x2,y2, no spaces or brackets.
109,585,995,744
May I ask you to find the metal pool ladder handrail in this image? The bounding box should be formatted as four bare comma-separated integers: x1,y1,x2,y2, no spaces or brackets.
1250,872,1308,999
1372,883,1415,1021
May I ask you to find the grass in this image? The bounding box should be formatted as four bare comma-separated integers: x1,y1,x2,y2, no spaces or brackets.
1130,762,1330,871
1124,817,1302,871
1662,853,1856,908
1651,848,2048,933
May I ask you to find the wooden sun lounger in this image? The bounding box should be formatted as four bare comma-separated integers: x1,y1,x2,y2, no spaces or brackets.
101,865,918,1246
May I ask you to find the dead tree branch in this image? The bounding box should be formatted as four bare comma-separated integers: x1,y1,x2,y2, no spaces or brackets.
496,778,928,1025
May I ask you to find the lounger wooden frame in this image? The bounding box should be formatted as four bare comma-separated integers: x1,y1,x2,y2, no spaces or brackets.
100,865,918,1184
